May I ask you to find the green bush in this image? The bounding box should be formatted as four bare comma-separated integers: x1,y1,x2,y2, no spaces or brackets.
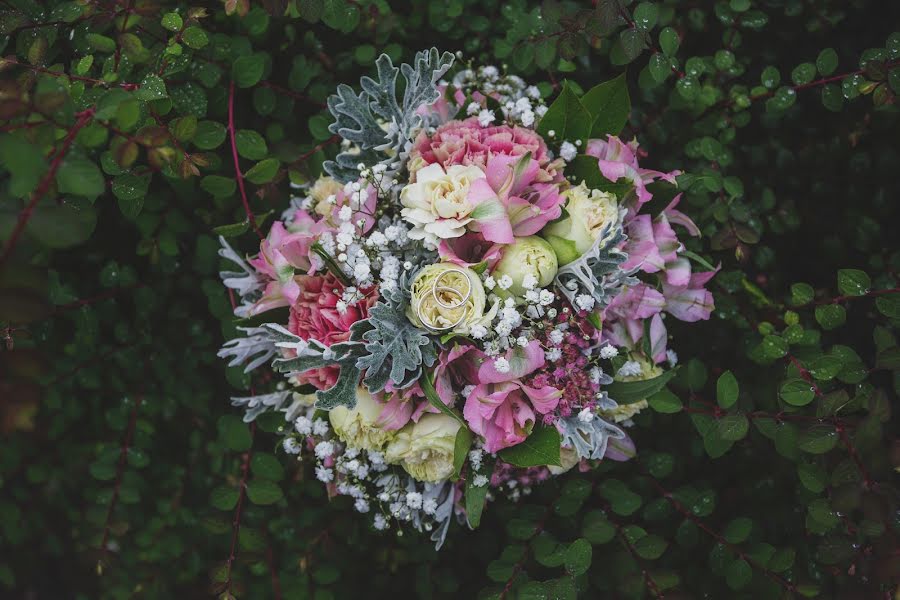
1,0,898,597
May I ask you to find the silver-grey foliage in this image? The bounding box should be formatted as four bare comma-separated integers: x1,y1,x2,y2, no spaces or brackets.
324,48,455,182
554,217,638,309
558,414,628,460
217,326,278,373
230,390,298,423
218,236,262,303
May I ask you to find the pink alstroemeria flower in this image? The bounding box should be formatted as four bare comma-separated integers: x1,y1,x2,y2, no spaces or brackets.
247,218,318,315
462,341,562,452
585,136,679,209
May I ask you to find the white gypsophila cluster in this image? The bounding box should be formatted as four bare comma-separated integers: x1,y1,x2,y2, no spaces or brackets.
450,64,548,128
617,360,644,378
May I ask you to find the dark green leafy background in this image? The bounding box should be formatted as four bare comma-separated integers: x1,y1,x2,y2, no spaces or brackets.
0,0,898,598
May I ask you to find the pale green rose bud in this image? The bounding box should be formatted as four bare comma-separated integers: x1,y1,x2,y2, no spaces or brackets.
492,235,558,297
329,387,394,451
542,183,618,265
387,413,462,483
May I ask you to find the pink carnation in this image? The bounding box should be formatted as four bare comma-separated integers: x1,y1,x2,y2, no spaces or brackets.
410,117,560,182
287,274,377,390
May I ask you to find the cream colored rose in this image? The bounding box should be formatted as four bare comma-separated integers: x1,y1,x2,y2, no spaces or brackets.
548,445,580,475
328,387,394,451
400,163,486,245
309,176,345,219
384,414,462,483
542,183,618,265
492,236,558,297
406,263,498,335
600,356,662,423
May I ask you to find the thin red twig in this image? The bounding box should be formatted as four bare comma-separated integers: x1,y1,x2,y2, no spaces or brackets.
0,108,95,269
641,468,798,594
227,80,263,239
98,392,144,567
222,422,256,595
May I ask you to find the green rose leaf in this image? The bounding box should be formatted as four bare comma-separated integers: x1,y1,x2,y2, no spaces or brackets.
536,81,592,146
497,426,562,468
606,369,677,404
581,73,631,138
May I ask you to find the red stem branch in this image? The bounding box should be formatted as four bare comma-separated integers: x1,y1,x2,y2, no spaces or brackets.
0,108,95,269
98,392,144,567
222,422,256,595
227,80,263,239
641,468,797,593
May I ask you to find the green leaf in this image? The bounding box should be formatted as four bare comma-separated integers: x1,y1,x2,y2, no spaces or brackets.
498,426,561,467
161,12,183,31
716,370,739,409
420,373,467,428
210,485,239,511
659,27,680,56
194,120,227,150
798,426,838,454
452,426,472,479
251,453,284,481
717,414,748,441
27,197,96,248
464,459,492,529
791,63,816,85
235,129,268,160
564,538,592,576
581,74,631,138
233,54,265,88
582,511,615,545
246,479,283,505
536,81,592,145
780,378,815,407
134,74,168,101
815,304,846,330
723,518,753,544
606,369,677,404
112,173,149,218
837,269,870,296
790,282,815,306
632,3,658,30
619,28,647,63
634,534,668,559
0,134,47,197
648,388,683,413
201,175,236,198
725,558,751,590
816,48,838,76
57,155,105,200
217,415,252,451
598,479,642,516
245,158,280,184
182,26,209,50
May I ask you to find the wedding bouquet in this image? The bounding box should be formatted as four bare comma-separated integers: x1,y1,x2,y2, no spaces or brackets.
218,49,714,547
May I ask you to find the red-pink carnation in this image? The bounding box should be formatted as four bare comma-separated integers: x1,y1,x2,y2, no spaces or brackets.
410,117,560,182
287,273,377,390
